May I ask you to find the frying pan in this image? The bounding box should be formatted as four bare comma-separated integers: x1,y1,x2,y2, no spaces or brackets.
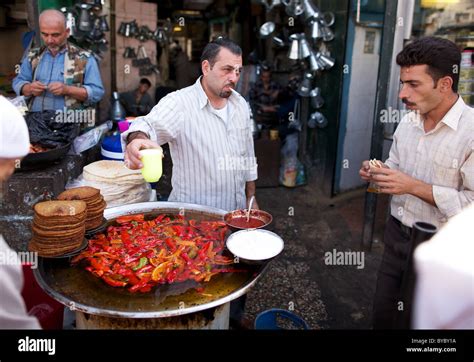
18,142,72,171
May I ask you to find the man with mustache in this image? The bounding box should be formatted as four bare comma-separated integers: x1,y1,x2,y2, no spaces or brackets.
13,9,104,116
123,37,258,212
123,38,258,328
359,37,473,329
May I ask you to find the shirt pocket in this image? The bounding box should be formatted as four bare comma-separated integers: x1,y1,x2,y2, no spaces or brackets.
229,126,249,157
432,149,460,188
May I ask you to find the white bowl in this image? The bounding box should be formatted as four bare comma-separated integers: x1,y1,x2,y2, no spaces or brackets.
226,229,284,262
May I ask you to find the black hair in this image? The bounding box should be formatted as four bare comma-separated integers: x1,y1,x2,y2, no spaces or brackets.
139,78,151,87
396,36,461,92
200,36,242,68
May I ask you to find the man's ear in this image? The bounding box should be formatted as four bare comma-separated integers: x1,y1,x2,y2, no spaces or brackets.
65,27,70,38
438,75,454,93
202,60,210,75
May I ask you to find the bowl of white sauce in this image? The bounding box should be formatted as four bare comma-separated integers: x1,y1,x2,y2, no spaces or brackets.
226,229,284,264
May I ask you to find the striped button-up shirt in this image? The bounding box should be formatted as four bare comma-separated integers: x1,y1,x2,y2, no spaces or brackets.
122,77,258,211
385,96,474,228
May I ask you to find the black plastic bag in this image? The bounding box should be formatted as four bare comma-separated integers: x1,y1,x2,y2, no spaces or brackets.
25,111,80,148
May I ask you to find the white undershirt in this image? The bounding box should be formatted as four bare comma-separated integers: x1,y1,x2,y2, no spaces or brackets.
211,102,230,125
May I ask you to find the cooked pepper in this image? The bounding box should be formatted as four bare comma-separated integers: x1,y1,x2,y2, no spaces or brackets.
133,257,148,271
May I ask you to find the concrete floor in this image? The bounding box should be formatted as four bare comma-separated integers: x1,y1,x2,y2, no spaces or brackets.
243,173,390,329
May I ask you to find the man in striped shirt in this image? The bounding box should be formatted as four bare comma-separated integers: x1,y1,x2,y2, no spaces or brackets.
123,38,258,212
359,37,473,329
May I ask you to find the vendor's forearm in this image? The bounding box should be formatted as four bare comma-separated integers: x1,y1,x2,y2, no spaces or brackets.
245,181,256,200
126,131,149,144
65,85,88,102
411,179,436,206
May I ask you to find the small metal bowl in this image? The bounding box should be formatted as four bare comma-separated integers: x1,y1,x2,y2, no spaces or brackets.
224,209,273,231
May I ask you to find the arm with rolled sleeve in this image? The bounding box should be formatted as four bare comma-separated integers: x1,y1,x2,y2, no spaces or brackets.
82,56,105,104
12,58,33,97
432,146,474,218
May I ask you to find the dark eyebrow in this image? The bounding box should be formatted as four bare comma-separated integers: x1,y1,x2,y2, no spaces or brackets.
400,80,420,85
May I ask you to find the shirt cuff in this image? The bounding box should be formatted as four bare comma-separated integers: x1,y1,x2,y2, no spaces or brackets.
13,81,29,97
120,118,156,151
82,85,94,103
245,165,258,182
432,185,461,219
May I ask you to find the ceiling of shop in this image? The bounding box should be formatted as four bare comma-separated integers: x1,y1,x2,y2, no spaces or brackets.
183,0,214,10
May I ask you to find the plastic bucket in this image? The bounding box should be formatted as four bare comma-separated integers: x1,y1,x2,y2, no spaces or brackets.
101,134,124,161
254,309,309,330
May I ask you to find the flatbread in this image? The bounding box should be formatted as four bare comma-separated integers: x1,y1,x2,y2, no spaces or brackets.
83,161,144,182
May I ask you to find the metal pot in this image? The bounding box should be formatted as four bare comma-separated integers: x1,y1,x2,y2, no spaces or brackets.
288,33,311,60
259,21,275,39
309,111,328,128
309,87,324,109
283,0,304,16
301,0,320,22
317,52,335,69
78,3,92,32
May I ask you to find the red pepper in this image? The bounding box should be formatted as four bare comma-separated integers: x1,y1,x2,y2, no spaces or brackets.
116,214,145,224
181,252,191,265
165,238,176,251
102,275,127,287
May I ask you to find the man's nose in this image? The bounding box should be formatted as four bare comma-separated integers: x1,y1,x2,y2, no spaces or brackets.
399,83,409,99
229,71,239,84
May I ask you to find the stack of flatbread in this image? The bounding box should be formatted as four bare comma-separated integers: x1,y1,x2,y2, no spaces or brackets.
29,200,86,257
57,187,106,231
81,160,151,207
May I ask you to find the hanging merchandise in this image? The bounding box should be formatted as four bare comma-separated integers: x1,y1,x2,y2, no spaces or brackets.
280,0,335,125
59,3,111,57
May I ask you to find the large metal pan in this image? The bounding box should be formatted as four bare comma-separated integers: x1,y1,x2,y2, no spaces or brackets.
18,142,71,171
34,202,268,319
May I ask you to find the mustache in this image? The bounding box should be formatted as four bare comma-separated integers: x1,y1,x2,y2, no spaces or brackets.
224,82,235,88
402,98,416,106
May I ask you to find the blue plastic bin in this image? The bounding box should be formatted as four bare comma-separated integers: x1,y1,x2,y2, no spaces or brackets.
254,309,309,330
101,134,124,161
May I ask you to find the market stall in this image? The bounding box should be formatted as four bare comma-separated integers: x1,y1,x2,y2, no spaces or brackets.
34,202,269,329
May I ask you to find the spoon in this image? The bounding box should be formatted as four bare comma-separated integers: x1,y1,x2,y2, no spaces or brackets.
246,196,255,222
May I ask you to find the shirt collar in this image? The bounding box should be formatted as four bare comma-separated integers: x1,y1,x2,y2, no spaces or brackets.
194,76,239,110
410,95,466,132
439,95,465,131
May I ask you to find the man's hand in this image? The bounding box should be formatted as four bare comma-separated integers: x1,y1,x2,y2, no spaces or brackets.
23,81,47,97
359,160,389,182
48,82,68,96
370,167,436,206
124,138,162,169
359,160,372,182
370,167,416,195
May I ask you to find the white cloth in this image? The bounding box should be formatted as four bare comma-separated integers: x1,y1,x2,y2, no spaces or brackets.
122,77,258,211
0,236,41,329
210,103,230,125
413,204,474,329
0,96,30,158
385,97,474,228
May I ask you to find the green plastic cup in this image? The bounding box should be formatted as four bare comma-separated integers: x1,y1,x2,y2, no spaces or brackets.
139,148,163,182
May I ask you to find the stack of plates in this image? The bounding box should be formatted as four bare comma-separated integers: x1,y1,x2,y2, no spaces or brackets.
29,200,87,257
57,186,106,231
82,160,151,207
